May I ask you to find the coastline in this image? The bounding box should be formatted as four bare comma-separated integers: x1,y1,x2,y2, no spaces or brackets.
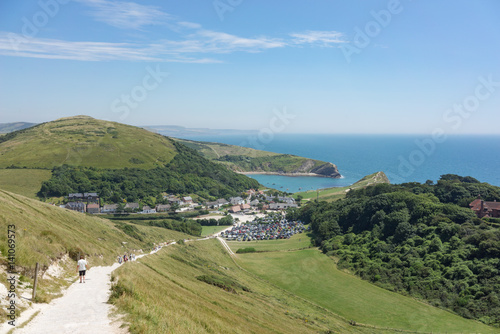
238,171,342,179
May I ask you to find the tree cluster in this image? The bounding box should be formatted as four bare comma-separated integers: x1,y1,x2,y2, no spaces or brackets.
38,141,260,202
297,175,500,326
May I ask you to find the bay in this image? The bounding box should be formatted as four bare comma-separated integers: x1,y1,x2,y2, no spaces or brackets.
174,134,500,192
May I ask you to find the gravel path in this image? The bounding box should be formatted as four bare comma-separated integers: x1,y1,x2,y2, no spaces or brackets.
10,263,125,334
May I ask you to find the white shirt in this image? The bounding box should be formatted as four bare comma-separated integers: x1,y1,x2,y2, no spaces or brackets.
77,259,87,271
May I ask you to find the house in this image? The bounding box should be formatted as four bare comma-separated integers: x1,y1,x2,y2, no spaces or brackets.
249,199,260,206
229,197,245,205
86,203,100,214
240,204,251,211
229,205,241,213
125,202,139,211
156,204,171,212
469,196,500,218
68,192,99,204
101,204,119,213
142,206,156,214
84,192,99,203
167,197,181,204
182,196,193,205
68,193,84,201
269,203,298,210
65,201,86,213
206,198,229,209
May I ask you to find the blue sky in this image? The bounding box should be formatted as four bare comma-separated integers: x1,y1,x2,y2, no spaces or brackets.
0,0,499,134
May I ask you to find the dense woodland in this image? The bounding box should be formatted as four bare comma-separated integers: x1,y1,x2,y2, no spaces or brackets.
38,141,260,202
291,175,500,326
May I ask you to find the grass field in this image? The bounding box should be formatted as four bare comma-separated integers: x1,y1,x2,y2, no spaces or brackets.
227,231,313,252
295,171,390,202
0,169,51,198
237,248,496,333
110,239,371,334
200,225,229,237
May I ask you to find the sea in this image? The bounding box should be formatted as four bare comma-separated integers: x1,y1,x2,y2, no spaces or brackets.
175,134,500,193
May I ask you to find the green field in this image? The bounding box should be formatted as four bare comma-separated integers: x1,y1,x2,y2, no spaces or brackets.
110,239,370,333
295,171,390,202
237,248,496,333
227,231,313,252
201,225,229,237
0,169,51,198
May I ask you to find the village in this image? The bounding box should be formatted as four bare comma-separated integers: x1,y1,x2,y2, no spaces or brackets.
60,189,299,216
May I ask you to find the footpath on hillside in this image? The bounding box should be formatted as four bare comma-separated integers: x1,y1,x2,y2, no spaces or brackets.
0,249,161,334
0,220,242,334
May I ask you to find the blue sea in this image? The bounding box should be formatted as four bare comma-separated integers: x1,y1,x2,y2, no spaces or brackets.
177,134,500,192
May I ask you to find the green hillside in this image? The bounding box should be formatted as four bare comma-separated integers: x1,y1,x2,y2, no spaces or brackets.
110,239,370,333
0,116,177,169
0,116,260,201
174,138,341,178
0,189,191,316
298,175,500,327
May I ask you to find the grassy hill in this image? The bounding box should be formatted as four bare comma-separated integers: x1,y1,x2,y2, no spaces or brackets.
0,116,177,169
174,138,341,178
236,248,496,333
0,116,260,201
110,239,371,333
295,171,390,202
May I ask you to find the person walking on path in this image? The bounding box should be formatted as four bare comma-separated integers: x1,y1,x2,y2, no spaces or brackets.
77,255,89,283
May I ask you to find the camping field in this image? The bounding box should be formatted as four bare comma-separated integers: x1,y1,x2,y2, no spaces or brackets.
236,248,496,333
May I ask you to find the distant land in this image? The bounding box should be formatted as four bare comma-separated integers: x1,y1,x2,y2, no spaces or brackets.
0,122,37,133
143,124,258,137
174,138,341,178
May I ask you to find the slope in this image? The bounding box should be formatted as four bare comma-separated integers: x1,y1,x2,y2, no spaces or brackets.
109,239,372,333
0,189,192,320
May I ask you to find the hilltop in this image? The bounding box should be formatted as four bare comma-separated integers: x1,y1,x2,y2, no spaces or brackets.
0,116,177,169
174,138,341,178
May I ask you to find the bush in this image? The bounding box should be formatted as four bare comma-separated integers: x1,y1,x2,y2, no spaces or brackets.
236,247,256,254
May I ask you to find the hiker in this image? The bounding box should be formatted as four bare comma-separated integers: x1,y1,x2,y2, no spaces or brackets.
123,254,128,262
77,255,89,283
118,256,122,264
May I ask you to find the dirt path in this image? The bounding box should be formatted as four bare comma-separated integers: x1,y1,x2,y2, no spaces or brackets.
2,249,164,334
6,264,124,334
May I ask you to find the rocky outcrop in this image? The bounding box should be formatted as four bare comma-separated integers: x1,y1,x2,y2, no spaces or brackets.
310,162,341,178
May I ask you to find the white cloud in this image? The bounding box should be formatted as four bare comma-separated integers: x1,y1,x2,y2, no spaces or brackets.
77,0,169,30
0,32,221,63
290,30,346,47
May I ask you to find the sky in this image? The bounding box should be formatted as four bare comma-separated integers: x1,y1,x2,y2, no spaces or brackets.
0,0,499,134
